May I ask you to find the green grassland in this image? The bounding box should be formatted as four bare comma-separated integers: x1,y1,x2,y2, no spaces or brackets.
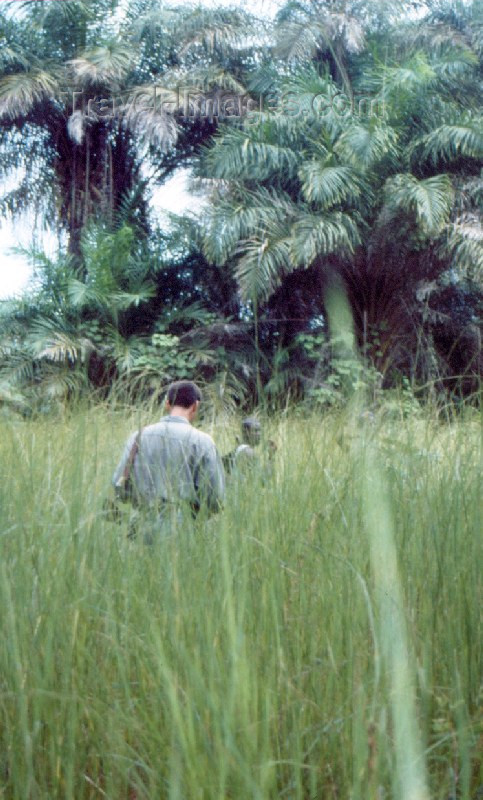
0,403,481,799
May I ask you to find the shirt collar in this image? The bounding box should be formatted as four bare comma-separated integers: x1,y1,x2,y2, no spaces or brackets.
161,415,191,425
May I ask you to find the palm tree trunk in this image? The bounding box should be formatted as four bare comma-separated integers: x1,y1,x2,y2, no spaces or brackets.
109,141,114,225
84,129,90,225
67,143,82,261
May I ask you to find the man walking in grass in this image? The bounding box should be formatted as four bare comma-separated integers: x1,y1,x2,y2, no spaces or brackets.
112,380,225,542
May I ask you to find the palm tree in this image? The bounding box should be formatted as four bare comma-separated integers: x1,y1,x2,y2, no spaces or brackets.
0,0,263,253
0,0,181,257
200,0,482,388
273,0,367,98
124,1,264,187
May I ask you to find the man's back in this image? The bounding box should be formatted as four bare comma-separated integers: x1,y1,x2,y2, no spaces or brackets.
112,415,224,513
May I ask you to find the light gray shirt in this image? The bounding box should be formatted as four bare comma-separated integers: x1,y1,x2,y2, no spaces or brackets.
112,415,225,513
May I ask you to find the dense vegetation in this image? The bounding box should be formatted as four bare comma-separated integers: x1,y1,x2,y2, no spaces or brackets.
0,404,481,798
0,5,481,798
0,0,481,412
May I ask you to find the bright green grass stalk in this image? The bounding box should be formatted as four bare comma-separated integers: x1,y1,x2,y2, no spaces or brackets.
0,404,480,799
362,433,430,800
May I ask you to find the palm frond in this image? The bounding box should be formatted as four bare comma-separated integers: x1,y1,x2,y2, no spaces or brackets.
68,271,154,315
247,63,283,96
123,86,178,149
113,182,151,235
233,207,361,301
0,69,58,118
453,173,483,213
0,166,55,220
21,0,93,31
0,40,31,71
299,162,367,208
384,173,453,236
69,42,135,87
281,70,345,141
242,111,309,151
469,17,483,58
439,214,483,284
24,318,94,366
235,233,293,301
174,6,257,56
107,331,148,373
289,210,361,267
275,17,322,62
327,11,365,54
378,52,437,100
158,302,217,332
276,9,364,61
36,367,88,401
431,48,479,84
0,351,35,389
67,110,85,144
204,126,299,181
203,187,299,265
111,284,156,310
335,122,399,170
412,120,483,165
412,21,473,53
67,278,102,310
167,67,248,95
36,333,80,365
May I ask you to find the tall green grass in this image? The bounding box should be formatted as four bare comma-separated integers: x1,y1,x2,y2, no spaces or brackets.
0,403,480,799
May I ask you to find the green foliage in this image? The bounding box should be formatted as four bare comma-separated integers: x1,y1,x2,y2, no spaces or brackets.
128,333,206,385
0,0,153,249
383,375,422,418
439,211,483,283
299,161,367,207
334,121,399,169
307,352,382,408
0,406,480,797
199,0,482,393
0,222,226,410
412,118,483,165
68,224,156,322
383,173,454,236
1,0,482,406
0,0,259,254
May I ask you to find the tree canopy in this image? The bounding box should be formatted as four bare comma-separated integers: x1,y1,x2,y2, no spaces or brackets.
0,0,481,412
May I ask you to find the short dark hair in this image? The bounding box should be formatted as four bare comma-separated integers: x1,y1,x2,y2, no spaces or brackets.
167,380,202,408
242,417,261,430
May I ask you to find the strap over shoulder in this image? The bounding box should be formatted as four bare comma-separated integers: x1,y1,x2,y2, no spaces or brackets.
114,429,142,502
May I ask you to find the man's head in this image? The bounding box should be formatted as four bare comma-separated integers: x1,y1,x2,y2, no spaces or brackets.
166,380,202,421
241,416,261,446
